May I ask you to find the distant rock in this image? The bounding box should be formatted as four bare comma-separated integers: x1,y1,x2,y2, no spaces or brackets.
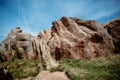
102,17,120,53
0,17,117,69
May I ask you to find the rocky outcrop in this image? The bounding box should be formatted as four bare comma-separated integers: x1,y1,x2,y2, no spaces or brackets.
47,17,114,60
16,32,36,59
0,27,22,61
0,17,116,69
102,17,120,53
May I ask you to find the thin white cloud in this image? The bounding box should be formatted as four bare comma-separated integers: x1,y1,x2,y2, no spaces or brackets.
55,0,120,20
1,0,120,39
84,0,120,20
20,6,31,33
56,0,89,17
19,0,59,35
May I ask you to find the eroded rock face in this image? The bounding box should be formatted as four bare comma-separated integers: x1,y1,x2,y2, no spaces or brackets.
0,17,115,69
0,27,22,61
102,17,120,52
42,17,114,60
16,32,36,59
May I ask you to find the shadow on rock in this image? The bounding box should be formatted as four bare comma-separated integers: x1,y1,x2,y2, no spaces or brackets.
0,67,13,80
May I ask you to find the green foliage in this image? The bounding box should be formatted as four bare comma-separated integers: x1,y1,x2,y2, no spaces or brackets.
51,54,120,80
1,54,120,80
1,58,41,79
50,65,64,72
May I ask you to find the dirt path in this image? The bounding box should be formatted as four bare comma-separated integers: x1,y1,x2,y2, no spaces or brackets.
34,70,70,80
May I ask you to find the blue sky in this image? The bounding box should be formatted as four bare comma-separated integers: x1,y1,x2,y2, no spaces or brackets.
0,0,120,42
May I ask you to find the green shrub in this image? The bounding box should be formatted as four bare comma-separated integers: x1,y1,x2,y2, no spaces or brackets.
1,58,41,79
51,54,120,80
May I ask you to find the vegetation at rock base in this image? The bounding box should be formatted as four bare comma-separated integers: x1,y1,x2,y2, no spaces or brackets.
50,54,120,80
0,57,42,79
0,54,120,80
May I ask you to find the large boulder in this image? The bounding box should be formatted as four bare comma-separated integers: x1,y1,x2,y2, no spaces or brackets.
16,32,36,59
0,27,22,61
102,17,120,52
0,27,38,61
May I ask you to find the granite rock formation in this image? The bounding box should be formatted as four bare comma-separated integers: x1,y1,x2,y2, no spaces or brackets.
0,17,116,69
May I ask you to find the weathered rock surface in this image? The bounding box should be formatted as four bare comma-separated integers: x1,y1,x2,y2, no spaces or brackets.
102,17,120,52
16,32,36,59
0,27,22,61
0,17,116,68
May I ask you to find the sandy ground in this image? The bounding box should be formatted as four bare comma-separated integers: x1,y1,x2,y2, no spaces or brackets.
34,70,70,80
